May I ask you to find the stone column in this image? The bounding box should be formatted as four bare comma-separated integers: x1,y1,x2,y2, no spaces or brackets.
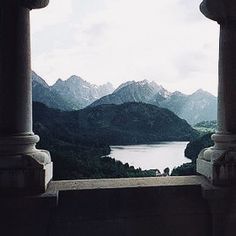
0,0,52,194
197,0,236,185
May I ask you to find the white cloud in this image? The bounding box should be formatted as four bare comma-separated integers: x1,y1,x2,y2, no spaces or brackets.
31,0,219,95
31,0,73,33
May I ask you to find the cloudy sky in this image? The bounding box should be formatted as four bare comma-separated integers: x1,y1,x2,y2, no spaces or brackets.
31,0,219,95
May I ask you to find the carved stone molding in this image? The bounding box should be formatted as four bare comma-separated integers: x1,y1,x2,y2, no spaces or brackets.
200,0,236,23
20,0,49,9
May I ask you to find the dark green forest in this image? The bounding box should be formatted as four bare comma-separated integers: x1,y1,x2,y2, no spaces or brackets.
34,101,196,180
33,102,213,180
171,132,214,176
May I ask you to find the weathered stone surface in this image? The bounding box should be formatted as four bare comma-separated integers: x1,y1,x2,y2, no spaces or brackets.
47,176,214,193
197,149,236,185
1,176,236,236
0,177,213,236
0,150,53,194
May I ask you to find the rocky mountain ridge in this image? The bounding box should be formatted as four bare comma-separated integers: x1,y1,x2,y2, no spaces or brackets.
32,71,114,110
32,72,217,124
90,80,217,124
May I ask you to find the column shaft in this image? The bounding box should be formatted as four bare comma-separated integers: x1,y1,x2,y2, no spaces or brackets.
0,1,52,194
197,0,236,185
0,2,32,136
218,23,236,134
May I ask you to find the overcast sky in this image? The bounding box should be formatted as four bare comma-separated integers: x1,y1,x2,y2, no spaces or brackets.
31,0,219,95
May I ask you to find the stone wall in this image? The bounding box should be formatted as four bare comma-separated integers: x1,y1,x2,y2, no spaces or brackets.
2,176,234,236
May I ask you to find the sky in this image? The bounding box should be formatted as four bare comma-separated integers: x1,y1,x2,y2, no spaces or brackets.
31,0,219,95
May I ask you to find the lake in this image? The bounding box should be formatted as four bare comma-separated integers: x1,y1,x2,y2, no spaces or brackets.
110,142,191,173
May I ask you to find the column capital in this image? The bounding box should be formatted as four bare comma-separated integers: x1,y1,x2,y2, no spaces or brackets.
20,0,49,9
1,0,49,9
200,0,236,24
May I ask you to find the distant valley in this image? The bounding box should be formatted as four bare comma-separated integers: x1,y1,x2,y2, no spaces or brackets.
32,71,216,179
33,101,198,179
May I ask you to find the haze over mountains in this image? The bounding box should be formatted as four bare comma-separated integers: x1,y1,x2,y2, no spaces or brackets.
32,71,217,125
90,80,217,125
52,76,114,109
32,71,114,110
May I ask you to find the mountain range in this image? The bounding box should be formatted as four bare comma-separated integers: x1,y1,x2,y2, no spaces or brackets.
90,80,217,125
32,71,114,110
32,72,217,124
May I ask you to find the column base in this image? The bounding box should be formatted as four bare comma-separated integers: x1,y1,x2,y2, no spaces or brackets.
0,134,53,194
197,147,236,186
0,134,52,195
0,149,53,195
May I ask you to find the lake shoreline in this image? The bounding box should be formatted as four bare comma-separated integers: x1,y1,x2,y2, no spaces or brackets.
110,142,191,173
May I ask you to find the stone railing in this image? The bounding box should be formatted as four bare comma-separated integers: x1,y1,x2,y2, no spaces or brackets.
2,176,236,236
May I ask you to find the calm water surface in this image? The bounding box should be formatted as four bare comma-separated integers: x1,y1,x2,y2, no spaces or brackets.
110,142,191,172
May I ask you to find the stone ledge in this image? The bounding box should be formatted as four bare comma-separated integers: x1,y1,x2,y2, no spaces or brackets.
1,176,235,236
47,176,212,192
47,176,213,236
47,176,233,201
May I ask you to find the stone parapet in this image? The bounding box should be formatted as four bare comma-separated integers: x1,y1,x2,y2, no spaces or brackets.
1,176,236,236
